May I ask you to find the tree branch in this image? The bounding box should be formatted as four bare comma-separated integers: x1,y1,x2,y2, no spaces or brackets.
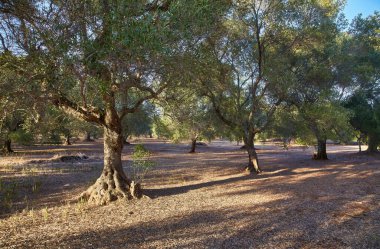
51,94,105,125
120,83,168,118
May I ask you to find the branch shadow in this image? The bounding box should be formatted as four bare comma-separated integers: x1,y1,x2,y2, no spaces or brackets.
144,174,253,198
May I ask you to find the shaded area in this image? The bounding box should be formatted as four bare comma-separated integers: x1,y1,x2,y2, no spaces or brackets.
0,140,379,248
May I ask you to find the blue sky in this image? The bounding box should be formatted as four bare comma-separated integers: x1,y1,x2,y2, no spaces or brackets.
343,0,380,21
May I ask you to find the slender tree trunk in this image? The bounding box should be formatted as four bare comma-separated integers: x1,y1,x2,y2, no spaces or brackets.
80,127,141,205
367,134,379,153
189,138,197,153
314,139,328,160
64,133,71,145
357,135,362,152
3,139,14,153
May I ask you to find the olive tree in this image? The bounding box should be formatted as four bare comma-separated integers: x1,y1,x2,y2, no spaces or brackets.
0,0,228,204
158,89,216,153
345,13,380,153
194,0,344,172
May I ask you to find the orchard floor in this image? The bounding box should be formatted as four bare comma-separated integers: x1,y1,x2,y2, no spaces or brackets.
0,139,379,249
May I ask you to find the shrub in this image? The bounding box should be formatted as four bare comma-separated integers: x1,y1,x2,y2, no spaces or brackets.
130,144,155,183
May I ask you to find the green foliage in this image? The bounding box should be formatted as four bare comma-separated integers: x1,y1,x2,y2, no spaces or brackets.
345,91,380,149
9,129,34,146
344,12,380,151
36,106,101,144
152,115,175,140
0,52,41,149
154,83,219,145
122,102,155,139
129,144,155,183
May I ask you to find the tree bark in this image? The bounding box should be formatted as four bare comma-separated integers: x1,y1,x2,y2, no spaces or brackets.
2,139,14,153
80,127,142,205
243,130,262,174
246,145,262,174
189,138,197,153
367,134,379,153
314,139,328,160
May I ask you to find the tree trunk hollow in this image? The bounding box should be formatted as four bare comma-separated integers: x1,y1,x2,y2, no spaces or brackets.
314,139,328,160
80,127,141,205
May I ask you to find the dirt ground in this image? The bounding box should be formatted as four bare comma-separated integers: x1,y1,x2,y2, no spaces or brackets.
0,139,379,249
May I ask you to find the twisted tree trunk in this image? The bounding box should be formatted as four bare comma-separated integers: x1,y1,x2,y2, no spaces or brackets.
246,145,262,173
80,127,142,205
244,131,262,174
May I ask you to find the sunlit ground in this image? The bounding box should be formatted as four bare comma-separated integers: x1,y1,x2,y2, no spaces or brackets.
0,140,379,248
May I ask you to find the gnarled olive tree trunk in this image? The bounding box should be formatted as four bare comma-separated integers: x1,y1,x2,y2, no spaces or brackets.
246,145,262,173
314,139,328,160
244,132,262,174
80,126,142,205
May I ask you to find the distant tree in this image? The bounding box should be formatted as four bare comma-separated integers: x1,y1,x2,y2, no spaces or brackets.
0,52,39,153
37,107,97,145
345,91,380,153
158,89,216,153
81,122,102,142
267,107,299,149
122,102,155,142
152,115,175,140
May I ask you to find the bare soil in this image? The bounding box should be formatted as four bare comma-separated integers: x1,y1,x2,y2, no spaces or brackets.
0,139,379,249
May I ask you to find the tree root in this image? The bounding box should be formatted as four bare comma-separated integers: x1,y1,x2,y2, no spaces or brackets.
245,164,262,174
79,177,143,205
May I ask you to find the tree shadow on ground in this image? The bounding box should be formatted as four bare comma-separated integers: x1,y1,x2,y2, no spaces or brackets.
31,164,380,249
144,174,253,198
1,140,379,248
0,161,103,218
